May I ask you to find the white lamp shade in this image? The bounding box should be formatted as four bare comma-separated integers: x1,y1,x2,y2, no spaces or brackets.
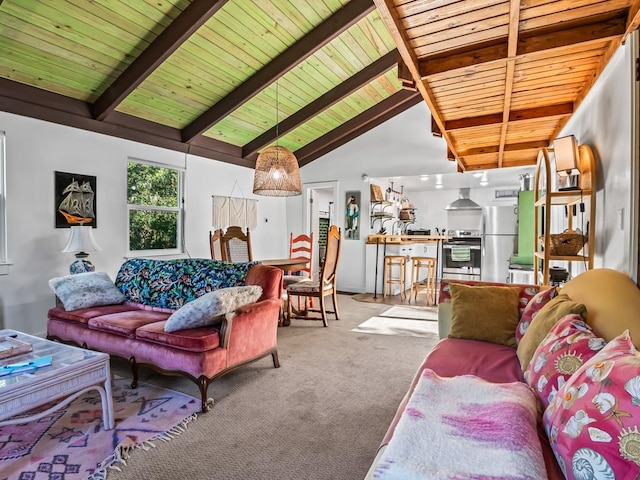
62,225,101,253
554,135,580,175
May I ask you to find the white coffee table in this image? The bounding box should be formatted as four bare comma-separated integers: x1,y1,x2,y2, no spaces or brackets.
0,329,114,430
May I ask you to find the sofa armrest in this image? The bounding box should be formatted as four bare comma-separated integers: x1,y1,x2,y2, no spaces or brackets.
223,298,281,365
246,264,283,300
437,301,452,339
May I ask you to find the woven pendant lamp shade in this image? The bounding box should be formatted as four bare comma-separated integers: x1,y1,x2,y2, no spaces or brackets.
252,145,302,196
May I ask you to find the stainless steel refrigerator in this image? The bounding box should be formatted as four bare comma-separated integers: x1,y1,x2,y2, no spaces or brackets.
481,205,518,282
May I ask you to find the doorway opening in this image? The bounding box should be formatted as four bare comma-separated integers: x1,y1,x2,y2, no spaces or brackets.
303,181,338,280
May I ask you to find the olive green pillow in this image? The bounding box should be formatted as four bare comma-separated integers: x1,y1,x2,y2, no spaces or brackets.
516,293,587,371
448,283,521,347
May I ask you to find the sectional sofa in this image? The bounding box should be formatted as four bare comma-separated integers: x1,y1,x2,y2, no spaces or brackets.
367,268,640,479
47,258,283,412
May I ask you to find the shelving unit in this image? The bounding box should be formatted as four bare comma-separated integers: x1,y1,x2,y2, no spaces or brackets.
533,143,596,285
370,200,394,231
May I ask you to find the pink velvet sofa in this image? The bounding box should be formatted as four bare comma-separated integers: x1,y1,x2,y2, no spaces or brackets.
47,258,283,412
366,269,640,479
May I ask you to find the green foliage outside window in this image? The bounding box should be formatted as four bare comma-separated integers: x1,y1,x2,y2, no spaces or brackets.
127,162,181,251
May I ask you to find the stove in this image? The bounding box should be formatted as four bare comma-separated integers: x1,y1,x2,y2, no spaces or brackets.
442,230,482,280
448,229,482,238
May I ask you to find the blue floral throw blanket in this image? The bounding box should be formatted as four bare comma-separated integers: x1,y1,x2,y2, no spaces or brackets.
373,369,547,480
115,258,257,310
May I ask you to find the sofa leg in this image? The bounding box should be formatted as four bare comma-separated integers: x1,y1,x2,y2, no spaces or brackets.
198,376,212,413
272,351,280,368
129,356,139,389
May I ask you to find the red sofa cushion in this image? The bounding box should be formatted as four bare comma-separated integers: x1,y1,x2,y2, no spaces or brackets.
49,304,140,325
88,310,170,337
135,321,221,352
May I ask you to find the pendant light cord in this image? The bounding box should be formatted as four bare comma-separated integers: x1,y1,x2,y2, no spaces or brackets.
275,80,280,148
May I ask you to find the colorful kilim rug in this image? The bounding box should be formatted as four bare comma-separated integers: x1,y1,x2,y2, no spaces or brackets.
0,377,199,480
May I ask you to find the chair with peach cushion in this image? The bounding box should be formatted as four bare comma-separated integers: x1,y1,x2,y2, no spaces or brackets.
286,225,341,327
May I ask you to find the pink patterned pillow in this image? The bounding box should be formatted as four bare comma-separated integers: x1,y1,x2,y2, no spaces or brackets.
543,331,640,479
525,314,606,409
516,286,558,344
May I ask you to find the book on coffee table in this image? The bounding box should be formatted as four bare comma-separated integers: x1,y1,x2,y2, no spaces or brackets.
0,336,33,360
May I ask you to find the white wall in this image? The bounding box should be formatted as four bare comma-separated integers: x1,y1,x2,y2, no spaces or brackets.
554,33,635,278
0,112,288,336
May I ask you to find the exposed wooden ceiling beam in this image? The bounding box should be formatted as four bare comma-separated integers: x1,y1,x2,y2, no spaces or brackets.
624,0,640,40
459,140,549,157
242,49,398,158
373,0,457,157
418,15,627,78
0,78,253,167
295,89,422,166
182,0,375,143
444,103,573,131
91,0,229,121
497,0,522,168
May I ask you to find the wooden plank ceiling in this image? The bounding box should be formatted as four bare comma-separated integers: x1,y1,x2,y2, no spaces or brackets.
0,0,422,168
374,0,640,171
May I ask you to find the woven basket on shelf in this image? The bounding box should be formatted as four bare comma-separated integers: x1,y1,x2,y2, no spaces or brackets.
538,230,586,256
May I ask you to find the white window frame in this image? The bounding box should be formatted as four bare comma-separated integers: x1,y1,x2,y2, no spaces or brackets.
0,131,8,273
126,158,184,257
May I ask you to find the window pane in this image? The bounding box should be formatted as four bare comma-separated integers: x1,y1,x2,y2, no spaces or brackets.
127,162,178,207
129,210,178,250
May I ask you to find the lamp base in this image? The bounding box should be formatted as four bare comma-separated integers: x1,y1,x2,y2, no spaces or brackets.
70,253,95,274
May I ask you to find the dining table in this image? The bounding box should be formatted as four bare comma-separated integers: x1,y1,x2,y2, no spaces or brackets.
259,258,309,272
258,258,311,327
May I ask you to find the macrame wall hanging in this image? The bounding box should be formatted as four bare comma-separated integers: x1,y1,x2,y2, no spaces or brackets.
212,181,258,230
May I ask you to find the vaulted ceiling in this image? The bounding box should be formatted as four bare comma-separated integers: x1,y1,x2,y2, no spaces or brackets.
0,1,637,172
0,0,422,168
374,0,640,171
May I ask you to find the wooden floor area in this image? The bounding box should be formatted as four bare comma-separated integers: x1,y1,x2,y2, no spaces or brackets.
352,289,438,306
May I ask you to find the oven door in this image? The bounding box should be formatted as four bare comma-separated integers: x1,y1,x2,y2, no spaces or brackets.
442,242,482,278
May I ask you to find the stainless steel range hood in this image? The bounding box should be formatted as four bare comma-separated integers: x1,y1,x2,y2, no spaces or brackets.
445,188,482,210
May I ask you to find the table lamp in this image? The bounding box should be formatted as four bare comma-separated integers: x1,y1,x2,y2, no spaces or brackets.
62,225,101,274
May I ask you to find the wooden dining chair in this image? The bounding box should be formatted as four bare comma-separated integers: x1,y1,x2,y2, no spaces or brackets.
284,232,314,311
220,226,253,262
286,225,341,327
209,229,223,260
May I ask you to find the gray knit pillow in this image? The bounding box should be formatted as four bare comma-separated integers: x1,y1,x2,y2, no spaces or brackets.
49,272,126,311
164,285,263,332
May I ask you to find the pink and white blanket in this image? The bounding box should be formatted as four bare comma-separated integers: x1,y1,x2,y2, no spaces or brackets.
373,369,546,480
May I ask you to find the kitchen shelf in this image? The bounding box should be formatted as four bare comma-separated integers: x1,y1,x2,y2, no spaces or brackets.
534,190,592,207
370,200,395,229
533,143,596,286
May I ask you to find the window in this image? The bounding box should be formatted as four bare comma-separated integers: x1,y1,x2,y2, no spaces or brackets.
0,131,7,272
127,160,183,255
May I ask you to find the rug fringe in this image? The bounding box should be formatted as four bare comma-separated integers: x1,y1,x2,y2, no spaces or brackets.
88,412,198,480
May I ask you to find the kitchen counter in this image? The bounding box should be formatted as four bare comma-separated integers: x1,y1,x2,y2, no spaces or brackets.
366,234,448,245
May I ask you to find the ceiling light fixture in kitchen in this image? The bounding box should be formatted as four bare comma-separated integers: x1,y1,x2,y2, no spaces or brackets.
480,172,488,186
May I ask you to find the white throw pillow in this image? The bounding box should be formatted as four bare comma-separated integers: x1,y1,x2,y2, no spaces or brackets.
164,285,263,332
49,272,126,311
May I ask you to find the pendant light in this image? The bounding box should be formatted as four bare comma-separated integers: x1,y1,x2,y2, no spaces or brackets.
252,80,302,196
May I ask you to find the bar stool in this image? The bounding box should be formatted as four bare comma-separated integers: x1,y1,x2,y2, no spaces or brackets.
410,257,437,306
383,255,407,300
